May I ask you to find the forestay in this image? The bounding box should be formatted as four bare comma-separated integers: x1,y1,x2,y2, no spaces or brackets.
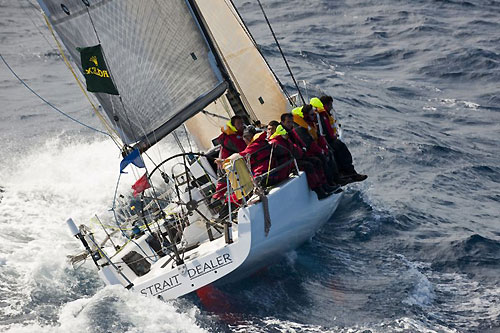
37,0,227,148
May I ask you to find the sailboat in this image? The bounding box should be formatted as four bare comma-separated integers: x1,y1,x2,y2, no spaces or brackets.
37,0,343,299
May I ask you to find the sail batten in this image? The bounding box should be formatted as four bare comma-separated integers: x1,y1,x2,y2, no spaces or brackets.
38,0,227,147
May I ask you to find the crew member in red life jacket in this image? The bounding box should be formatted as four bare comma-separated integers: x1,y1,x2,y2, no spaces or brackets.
212,116,246,200
218,116,246,159
311,96,367,183
269,122,331,198
268,124,300,182
238,126,276,186
281,113,342,199
290,105,342,188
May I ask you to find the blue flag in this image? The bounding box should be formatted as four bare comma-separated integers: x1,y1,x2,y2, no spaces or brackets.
120,149,145,173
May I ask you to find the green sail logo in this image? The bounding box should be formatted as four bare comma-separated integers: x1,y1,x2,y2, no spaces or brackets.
78,44,119,95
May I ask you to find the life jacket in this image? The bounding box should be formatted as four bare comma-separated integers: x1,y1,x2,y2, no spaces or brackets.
292,106,318,140
269,125,303,159
217,120,246,160
269,127,303,182
239,132,274,177
291,108,326,157
310,97,337,144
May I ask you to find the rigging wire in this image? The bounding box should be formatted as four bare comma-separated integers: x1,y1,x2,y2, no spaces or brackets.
172,131,186,154
201,109,230,121
256,0,306,105
18,1,121,144
22,0,57,51
41,13,122,146
84,4,101,44
0,53,113,138
27,6,118,138
183,124,194,152
110,172,156,261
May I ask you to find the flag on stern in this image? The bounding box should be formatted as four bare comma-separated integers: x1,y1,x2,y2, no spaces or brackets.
77,44,119,95
120,148,145,173
132,173,151,197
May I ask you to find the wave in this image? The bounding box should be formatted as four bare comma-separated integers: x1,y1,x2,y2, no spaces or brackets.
2,286,206,333
418,48,500,81
0,137,195,332
432,234,500,270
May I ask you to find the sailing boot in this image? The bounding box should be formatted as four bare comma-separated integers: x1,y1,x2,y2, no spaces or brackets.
340,171,367,184
322,183,342,194
313,187,329,200
350,173,368,183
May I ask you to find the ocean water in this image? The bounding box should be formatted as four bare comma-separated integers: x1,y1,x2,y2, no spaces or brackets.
1,0,499,332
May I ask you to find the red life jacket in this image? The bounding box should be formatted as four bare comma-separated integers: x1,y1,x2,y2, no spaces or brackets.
269,134,304,182
239,132,274,177
318,111,335,140
217,126,246,160
213,123,245,200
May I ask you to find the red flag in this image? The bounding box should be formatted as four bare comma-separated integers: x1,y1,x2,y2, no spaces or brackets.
132,173,151,197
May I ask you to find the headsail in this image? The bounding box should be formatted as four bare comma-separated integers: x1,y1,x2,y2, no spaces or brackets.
185,0,289,150
38,0,227,149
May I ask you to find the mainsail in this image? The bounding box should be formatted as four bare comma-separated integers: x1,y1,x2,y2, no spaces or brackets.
37,0,227,149
185,0,289,150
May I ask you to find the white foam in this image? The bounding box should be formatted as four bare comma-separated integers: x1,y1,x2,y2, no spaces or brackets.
402,263,435,307
3,286,206,333
0,137,204,332
428,271,500,330
462,101,479,109
230,316,457,333
439,98,480,109
423,106,437,111
284,250,298,268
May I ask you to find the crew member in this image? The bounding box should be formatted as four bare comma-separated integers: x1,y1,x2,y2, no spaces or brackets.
213,116,246,200
238,126,275,185
269,123,330,199
217,116,246,159
312,96,367,183
290,105,341,188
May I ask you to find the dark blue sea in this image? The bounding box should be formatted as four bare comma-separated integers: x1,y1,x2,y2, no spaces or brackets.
1,0,499,332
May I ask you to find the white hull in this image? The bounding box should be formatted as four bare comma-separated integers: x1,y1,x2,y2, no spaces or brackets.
221,173,342,284
97,173,342,299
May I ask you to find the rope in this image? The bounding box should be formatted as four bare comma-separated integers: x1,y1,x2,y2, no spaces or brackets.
22,0,57,51
184,124,194,152
0,53,114,138
256,0,306,105
265,143,274,186
41,14,121,145
110,172,155,261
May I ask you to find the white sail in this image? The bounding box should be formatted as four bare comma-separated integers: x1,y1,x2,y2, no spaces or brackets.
37,0,227,147
186,0,289,150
